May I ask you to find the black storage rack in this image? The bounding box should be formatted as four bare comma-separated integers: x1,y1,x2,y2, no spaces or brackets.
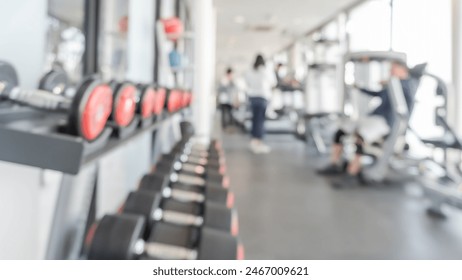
0,108,182,174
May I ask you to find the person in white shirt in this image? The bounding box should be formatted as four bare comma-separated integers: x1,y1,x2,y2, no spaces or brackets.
244,54,277,154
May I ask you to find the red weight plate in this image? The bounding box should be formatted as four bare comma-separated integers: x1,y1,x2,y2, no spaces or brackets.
161,17,183,37
114,84,137,127
237,244,245,260
226,191,235,209
153,88,166,115
181,91,187,108
141,87,156,119
174,90,182,111
184,91,192,107
231,210,239,237
80,84,113,141
175,90,184,110
168,89,182,113
84,223,98,249
222,175,230,189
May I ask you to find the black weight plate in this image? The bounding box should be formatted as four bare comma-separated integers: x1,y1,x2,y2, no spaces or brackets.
204,170,223,182
0,61,19,96
198,227,238,260
161,152,182,164
38,69,69,95
138,174,168,193
203,202,232,232
148,222,198,249
123,191,161,238
88,214,145,260
163,88,171,109
180,121,195,139
205,165,221,174
136,84,148,113
155,160,175,175
205,186,229,204
161,199,201,216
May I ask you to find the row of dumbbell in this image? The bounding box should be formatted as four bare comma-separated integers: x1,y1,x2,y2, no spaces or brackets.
85,138,244,260
0,61,192,141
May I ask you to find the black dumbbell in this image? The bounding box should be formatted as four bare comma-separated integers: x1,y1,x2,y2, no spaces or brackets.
156,157,226,184
154,159,230,189
139,173,234,208
159,147,227,180
0,61,113,141
122,190,238,237
171,149,225,170
38,68,69,95
173,140,224,160
87,214,244,260
169,156,226,179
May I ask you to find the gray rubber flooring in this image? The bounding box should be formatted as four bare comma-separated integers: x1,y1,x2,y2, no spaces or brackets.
220,131,462,260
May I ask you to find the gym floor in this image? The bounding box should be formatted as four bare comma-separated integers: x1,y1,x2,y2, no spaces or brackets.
220,130,462,260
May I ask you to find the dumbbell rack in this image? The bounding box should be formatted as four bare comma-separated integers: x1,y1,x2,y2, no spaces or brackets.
0,105,189,259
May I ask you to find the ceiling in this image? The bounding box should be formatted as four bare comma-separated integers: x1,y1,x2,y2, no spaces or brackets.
214,0,360,74
48,0,84,27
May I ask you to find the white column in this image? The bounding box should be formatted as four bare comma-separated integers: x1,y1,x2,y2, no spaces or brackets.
192,0,216,142
452,0,462,132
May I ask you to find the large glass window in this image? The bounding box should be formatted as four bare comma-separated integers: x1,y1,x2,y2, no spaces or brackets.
392,0,452,141
392,0,452,81
347,0,392,51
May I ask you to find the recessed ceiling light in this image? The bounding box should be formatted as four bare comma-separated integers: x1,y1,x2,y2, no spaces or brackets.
234,15,245,24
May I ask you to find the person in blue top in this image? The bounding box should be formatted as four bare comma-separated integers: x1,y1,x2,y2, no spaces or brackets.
318,60,418,184
357,60,416,127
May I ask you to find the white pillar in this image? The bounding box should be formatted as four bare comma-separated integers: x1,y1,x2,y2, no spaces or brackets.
452,0,462,132
192,0,215,142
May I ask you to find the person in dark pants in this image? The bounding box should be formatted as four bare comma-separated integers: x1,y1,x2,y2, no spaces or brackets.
244,54,277,154
250,97,267,140
218,68,236,129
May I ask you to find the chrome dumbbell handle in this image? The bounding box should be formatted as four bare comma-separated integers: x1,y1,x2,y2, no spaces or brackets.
170,172,206,187
144,242,198,260
1,87,71,111
176,161,205,175
152,209,204,227
166,188,205,203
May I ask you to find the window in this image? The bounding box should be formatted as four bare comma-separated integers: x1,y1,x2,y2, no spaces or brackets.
347,0,392,51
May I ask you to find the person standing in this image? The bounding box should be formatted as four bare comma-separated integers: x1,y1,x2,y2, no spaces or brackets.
218,68,236,129
244,54,276,154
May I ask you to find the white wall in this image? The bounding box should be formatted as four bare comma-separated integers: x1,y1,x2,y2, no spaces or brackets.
0,0,47,88
0,0,50,260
